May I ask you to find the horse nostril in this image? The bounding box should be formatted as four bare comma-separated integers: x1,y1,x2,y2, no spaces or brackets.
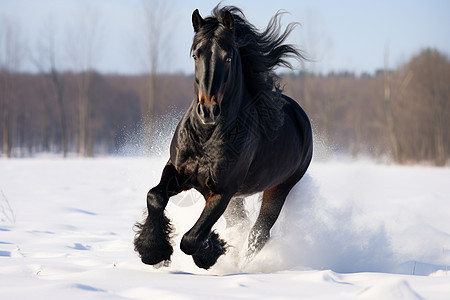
212,104,221,118
197,103,204,117
196,102,219,124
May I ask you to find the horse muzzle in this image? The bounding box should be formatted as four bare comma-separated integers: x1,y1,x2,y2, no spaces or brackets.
196,96,221,125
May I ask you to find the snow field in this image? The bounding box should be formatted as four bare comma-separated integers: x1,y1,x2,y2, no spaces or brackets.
1,157,449,299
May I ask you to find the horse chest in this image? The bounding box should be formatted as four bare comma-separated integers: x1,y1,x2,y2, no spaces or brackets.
172,118,256,193
175,145,228,192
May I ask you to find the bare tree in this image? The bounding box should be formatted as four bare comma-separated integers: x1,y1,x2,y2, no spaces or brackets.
427,51,447,166
0,16,24,157
406,49,448,166
135,0,174,142
66,6,102,157
383,46,403,163
299,10,332,109
34,16,68,157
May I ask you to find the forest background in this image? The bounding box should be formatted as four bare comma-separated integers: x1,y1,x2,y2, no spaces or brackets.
1,0,449,166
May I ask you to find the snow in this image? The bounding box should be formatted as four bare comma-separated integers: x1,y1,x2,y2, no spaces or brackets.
1,156,449,299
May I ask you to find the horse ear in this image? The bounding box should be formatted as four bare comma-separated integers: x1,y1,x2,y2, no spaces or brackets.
192,9,205,33
223,10,234,32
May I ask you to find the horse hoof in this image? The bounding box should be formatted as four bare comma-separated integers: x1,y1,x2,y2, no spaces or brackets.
134,213,174,266
136,236,173,266
140,248,172,266
192,232,227,270
152,260,171,269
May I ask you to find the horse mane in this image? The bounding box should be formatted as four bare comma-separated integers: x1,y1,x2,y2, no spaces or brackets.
209,6,305,96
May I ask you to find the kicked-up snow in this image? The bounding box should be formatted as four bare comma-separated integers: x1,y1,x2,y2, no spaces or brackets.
1,156,449,299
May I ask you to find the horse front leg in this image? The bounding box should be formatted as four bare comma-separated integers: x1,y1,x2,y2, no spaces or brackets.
180,193,232,269
134,162,182,266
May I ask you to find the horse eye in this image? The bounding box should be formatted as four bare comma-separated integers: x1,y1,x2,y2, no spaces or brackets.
226,57,232,63
192,55,198,61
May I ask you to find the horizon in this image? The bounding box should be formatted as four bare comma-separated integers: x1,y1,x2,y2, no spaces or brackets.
1,0,449,75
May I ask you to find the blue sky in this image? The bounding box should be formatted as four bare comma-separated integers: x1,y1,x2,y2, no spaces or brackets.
1,0,449,75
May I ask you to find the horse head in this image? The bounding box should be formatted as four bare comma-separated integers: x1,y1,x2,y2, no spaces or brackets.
191,9,239,126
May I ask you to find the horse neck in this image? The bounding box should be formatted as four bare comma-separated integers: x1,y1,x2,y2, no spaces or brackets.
224,59,251,119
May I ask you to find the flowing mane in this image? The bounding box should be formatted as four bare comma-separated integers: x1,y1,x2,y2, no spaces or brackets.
191,6,305,97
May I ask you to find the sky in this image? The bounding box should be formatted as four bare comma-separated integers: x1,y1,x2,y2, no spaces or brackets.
1,0,449,75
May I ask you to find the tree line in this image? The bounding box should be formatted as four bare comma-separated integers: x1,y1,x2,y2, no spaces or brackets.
284,48,449,166
0,72,192,157
1,49,449,165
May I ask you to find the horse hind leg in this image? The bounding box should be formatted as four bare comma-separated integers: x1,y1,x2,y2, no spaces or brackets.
224,197,249,228
247,175,301,258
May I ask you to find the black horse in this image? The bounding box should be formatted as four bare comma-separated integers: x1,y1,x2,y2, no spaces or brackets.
134,6,312,270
